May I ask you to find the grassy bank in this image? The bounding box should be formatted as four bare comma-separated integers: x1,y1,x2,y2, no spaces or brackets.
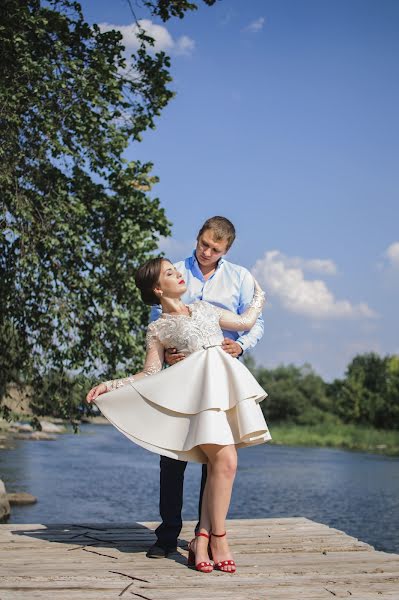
269,422,399,456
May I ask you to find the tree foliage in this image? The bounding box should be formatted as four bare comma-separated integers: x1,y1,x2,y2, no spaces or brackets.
329,353,399,429
0,0,215,419
143,0,217,21
245,352,399,430
246,359,335,425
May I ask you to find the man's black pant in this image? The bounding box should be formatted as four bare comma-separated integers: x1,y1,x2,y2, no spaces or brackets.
155,455,207,549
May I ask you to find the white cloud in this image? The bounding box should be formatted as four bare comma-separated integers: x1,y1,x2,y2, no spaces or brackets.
243,17,265,33
174,35,195,56
283,256,337,275
98,19,195,56
252,250,378,320
385,241,399,268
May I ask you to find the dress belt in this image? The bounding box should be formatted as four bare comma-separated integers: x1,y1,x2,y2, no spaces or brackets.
202,343,222,350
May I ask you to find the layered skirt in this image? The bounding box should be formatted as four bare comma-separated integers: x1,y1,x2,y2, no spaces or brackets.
94,346,271,463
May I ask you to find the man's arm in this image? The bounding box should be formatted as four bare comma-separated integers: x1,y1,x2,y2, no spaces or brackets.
235,270,265,353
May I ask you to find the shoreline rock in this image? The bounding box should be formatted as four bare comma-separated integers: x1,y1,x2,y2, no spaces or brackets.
7,492,37,505
39,420,66,434
13,432,57,441
12,423,33,432
0,414,110,452
0,480,11,522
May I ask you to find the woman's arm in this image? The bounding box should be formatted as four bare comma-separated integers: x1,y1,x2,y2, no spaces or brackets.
217,278,266,332
86,327,164,402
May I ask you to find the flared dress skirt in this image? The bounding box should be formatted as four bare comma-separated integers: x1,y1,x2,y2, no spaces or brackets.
94,345,271,463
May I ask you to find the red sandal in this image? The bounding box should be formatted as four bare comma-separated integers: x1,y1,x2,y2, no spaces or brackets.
187,532,213,573
210,531,236,573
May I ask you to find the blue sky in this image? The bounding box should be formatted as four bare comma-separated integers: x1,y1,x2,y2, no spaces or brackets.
80,0,399,381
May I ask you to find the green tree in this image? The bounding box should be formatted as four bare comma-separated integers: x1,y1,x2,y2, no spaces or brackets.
385,355,399,427
247,352,399,430
0,0,215,419
329,352,399,428
247,360,333,425
143,0,217,21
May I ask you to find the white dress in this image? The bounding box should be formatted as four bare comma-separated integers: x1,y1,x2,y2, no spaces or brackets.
94,293,271,463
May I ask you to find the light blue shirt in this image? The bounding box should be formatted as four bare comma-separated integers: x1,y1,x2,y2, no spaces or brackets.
150,251,264,353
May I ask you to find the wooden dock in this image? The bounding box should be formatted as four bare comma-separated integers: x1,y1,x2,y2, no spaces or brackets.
1,518,399,599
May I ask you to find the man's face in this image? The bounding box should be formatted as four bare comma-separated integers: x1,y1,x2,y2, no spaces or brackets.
195,230,229,269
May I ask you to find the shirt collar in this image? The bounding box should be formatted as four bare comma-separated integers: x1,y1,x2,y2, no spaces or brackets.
188,250,225,281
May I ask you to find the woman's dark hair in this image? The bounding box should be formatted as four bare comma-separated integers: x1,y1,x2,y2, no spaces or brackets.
134,257,170,305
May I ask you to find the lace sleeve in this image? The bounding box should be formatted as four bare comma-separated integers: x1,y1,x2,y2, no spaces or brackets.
104,324,164,391
215,278,266,332
142,326,164,375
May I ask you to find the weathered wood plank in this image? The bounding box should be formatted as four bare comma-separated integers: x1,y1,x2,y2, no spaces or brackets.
1,518,398,600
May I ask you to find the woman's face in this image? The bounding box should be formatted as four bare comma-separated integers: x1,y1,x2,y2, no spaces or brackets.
155,260,187,299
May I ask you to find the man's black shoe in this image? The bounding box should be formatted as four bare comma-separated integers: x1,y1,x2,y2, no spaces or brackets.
146,544,177,558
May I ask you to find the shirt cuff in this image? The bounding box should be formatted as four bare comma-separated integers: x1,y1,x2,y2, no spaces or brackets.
236,339,247,354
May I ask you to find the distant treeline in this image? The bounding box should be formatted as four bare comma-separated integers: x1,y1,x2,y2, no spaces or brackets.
2,352,398,431
245,352,399,430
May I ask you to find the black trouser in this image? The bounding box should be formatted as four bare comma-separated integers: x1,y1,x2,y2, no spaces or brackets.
155,456,208,549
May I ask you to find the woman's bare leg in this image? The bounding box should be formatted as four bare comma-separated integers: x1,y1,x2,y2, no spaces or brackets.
194,444,237,572
190,462,213,570
198,461,212,532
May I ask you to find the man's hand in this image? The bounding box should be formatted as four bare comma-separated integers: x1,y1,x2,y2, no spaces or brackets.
165,347,186,366
222,338,243,358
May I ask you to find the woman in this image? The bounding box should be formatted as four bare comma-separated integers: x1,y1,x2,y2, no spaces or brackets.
86,257,271,574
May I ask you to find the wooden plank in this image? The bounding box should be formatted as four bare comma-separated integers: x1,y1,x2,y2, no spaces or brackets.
0,518,398,600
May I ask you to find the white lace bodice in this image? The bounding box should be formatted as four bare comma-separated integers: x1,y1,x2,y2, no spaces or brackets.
148,301,224,357
104,282,265,390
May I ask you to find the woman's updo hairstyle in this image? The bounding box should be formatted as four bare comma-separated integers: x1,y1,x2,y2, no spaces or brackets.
134,257,169,305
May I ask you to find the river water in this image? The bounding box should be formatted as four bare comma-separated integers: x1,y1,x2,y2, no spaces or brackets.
1,424,398,553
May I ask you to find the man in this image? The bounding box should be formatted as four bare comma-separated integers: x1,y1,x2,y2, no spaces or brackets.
146,215,264,558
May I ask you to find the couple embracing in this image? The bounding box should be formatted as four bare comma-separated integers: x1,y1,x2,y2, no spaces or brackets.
86,216,271,573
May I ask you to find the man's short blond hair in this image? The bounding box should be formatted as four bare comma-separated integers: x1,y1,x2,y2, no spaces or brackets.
197,216,236,250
